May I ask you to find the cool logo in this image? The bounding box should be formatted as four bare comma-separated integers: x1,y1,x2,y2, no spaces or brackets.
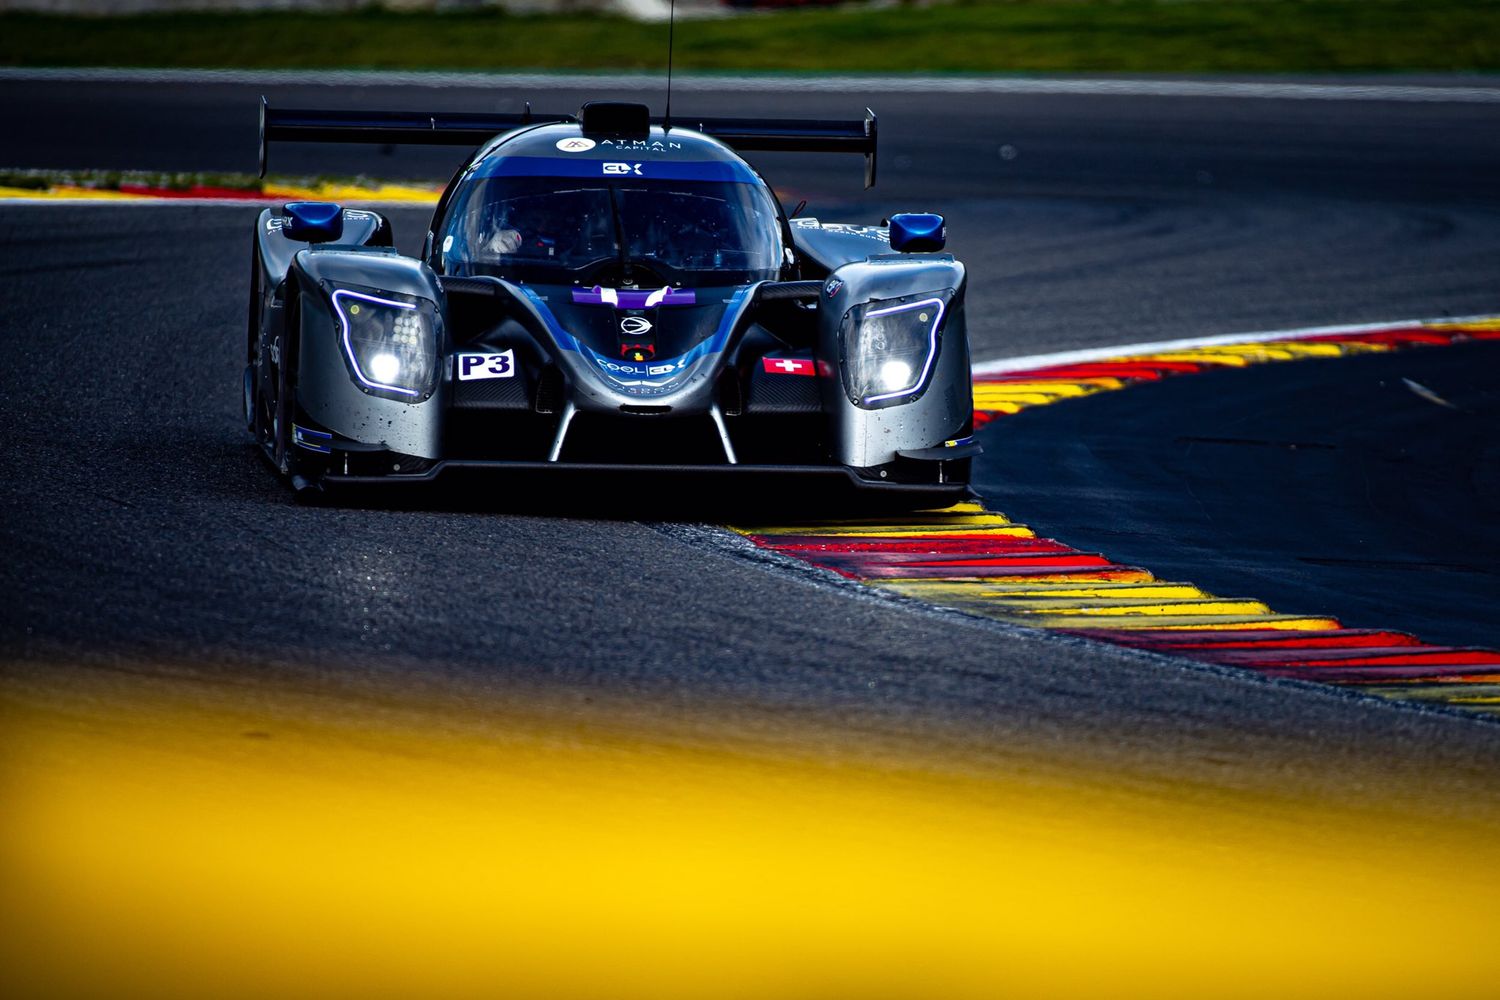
556,137,597,153
620,316,653,335
456,350,516,381
594,356,688,376
603,162,643,176
595,358,648,375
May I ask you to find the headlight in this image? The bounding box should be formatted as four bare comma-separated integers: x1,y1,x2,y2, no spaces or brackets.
331,287,440,402
839,290,952,408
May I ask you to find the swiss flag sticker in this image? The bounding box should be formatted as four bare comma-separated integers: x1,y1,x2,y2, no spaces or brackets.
762,356,816,376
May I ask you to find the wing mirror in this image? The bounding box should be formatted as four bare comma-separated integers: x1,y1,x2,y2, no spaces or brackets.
282,201,344,243
888,213,946,253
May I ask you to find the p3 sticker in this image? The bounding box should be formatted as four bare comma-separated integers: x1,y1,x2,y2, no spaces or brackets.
457,351,516,381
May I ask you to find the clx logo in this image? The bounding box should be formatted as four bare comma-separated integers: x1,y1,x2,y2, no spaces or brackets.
602,162,643,176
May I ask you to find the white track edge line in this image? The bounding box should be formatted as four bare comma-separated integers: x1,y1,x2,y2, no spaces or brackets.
4,67,1500,103
971,314,1500,375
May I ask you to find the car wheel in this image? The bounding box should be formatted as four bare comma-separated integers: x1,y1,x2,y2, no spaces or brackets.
269,333,292,477
243,364,256,433
246,238,265,436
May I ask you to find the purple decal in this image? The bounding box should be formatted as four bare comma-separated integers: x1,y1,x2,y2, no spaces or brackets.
571,286,698,308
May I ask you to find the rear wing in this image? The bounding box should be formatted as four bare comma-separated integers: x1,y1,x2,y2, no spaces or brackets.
259,98,879,188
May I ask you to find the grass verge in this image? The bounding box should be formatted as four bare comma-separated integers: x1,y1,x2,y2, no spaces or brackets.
1,1,1498,74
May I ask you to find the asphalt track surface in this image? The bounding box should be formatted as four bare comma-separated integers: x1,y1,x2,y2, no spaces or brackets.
3,76,1500,802
976,339,1500,651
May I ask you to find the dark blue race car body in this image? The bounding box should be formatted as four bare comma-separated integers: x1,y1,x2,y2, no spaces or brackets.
246,101,976,502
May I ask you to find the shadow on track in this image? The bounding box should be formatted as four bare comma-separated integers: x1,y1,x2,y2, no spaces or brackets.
291,461,969,523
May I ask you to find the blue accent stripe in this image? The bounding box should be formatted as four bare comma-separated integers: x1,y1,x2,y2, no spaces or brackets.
292,424,332,454
705,284,752,356
476,156,759,184
517,286,580,353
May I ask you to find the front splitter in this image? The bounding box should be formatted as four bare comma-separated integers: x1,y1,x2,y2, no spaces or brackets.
316,459,973,507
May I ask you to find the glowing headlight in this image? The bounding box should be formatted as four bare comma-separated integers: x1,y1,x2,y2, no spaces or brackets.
839,291,952,408
368,352,402,384
879,359,913,390
331,288,440,402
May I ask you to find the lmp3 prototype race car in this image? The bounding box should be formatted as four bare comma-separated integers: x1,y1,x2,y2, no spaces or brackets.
246,99,977,501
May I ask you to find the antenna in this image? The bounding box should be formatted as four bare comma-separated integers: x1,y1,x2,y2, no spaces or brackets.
664,0,677,130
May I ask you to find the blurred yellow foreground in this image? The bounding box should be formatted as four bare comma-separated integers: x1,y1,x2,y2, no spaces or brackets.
3,667,1498,1000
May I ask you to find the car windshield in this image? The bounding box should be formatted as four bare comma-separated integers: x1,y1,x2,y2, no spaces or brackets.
442,176,784,285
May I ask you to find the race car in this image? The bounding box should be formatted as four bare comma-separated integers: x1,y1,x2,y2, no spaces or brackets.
246,99,977,502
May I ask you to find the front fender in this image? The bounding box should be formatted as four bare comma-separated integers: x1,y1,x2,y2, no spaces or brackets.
288,248,450,459
819,255,972,469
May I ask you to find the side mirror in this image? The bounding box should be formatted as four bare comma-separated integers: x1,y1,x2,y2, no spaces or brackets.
283,201,344,243
888,213,946,253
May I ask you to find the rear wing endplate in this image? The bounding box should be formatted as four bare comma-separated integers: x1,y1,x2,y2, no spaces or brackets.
259,98,879,188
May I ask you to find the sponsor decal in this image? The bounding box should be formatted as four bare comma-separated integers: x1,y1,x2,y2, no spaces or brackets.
598,139,683,151
456,350,516,381
620,316,653,335
603,162,644,176
269,210,370,232
762,357,816,376
825,277,844,298
555,137,597,153
814,222,890,242
595,357,649,375
595,355,689,377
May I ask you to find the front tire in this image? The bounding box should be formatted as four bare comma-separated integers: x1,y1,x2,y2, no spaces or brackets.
246,237,266,438
253,267,298,483
269,331,293,477
242,364,256,433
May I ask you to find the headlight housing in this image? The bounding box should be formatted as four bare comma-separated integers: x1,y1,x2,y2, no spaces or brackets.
330,286,441,402
839,290,953,408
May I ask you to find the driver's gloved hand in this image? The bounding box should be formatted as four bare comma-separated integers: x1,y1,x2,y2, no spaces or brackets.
486,228,523,255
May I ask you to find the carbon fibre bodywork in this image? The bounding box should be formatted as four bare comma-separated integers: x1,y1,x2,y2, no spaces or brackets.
245,109,976,502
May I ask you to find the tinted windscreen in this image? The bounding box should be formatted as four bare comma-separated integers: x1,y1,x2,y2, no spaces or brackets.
442,176,784,285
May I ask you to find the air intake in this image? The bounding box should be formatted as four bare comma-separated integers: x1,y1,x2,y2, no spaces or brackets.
579,102,651,137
